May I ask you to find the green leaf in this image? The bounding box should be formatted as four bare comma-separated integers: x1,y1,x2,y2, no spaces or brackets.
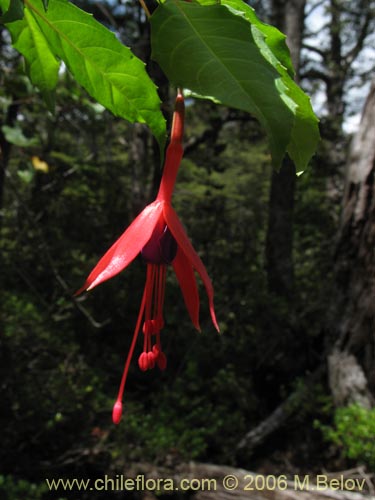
0,0,24,23
217,0,295,78
17,168,35,183
1,125,39,146
0,0,10,14
4,5,59,111
26,0,165,147
151,0,319,169
220,0,319,170
2,0,166,148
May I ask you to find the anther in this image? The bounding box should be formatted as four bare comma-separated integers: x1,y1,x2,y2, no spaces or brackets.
138,352,149,371
147,351,156,369
157,351,167,371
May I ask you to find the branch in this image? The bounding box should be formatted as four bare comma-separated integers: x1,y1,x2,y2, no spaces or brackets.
96,3,118,30
184,111,258,156
344,11,373,67
236,399,290,452
184,118,227,156
299,68,330,83
236,364,326,454
50,263,111,330
304,0,326,19
304,20,331,38
2,167,111,329
302,43,327,59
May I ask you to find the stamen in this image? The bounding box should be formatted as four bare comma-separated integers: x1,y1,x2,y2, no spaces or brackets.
138,352,149,371
136,264,169,372
113,260,170,424
112,280,148,425
147,351,156,368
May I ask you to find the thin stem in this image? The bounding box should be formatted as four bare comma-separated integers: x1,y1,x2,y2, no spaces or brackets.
138,0,151,18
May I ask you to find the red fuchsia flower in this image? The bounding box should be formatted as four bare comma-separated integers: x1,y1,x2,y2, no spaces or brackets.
77,90,219,425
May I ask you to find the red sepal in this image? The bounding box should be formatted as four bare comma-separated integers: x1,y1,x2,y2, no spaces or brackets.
163,204,219,332
76,201,163,293
172,247,200,330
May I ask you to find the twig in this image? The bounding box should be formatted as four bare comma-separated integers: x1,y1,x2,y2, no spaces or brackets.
236,364,326,454
3,167,110,329
138,0,151,19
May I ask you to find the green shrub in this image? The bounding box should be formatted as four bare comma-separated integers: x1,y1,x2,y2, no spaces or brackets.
0,475,51,500
316,404,375,468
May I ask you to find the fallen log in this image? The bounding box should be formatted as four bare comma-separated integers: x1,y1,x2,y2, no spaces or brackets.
125,462,375,500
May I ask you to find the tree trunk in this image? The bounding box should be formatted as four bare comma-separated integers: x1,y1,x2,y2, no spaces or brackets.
325,0,345,139
265,0,306,297
266,157,296,297
328,79,375,401
283,0,306,79
0,99,18,215
328,351,373,409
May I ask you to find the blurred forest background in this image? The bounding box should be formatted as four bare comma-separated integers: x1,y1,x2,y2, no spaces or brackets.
1,0,375,498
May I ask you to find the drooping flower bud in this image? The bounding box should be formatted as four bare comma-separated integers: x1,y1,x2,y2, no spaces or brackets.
112,400,123,425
